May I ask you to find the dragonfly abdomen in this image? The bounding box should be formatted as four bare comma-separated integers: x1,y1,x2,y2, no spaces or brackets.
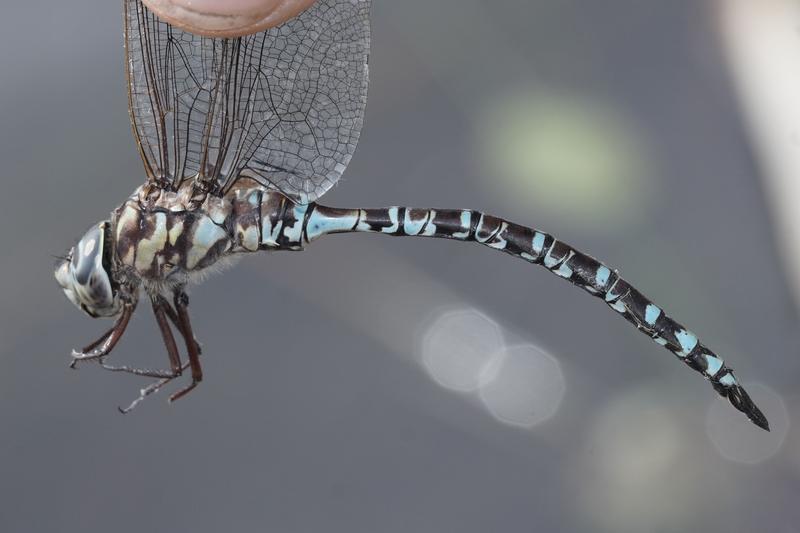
298,203,769,430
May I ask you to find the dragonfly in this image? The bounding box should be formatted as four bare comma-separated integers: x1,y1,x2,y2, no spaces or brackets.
54,0,768,429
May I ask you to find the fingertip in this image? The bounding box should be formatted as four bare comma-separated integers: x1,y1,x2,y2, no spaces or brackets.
141,0,318,37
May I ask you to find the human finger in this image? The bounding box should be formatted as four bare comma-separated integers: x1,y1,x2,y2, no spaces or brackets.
141,0,318,37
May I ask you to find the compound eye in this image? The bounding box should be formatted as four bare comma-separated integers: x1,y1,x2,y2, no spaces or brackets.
74,227,103,286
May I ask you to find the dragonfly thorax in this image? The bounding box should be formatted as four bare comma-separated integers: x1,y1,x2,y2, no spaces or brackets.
114,184,237,282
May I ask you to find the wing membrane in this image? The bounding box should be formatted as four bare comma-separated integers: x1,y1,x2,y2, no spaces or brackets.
125,0,371,202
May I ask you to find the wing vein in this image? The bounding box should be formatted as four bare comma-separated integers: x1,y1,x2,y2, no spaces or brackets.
124,0,371,201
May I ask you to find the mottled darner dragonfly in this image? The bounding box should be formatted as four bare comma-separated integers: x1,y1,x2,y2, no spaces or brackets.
54,0,768,429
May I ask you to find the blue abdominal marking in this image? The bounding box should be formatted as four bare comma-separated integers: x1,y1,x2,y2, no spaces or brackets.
281,205,307,242
645,304,661,325
451,210,471,239
604,280,621,302
704,353,723,377
554,263,573,279
553,252,575,279
595,266,611,288
485,223,509,249
305,209,357,241
381,207,400,233
421,218,437,236
542,242,559,268
532,232,546,256
403,210,426,235
675,329,698,357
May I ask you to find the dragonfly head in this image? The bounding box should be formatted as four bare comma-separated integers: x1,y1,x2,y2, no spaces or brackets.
55,221,122,318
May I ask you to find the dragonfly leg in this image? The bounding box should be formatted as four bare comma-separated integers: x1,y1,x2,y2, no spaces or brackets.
100,362,180,379
153,295,184,374
95,296,185,378
103,291,205,411
163,293,203,357
112,360,192,414
69,303,135,368
167,291,203,403
99,294,201,413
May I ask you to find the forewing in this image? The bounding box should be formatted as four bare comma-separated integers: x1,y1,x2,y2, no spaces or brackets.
125,0,371,202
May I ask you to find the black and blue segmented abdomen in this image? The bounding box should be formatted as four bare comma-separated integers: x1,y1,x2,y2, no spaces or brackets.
292,202,768,430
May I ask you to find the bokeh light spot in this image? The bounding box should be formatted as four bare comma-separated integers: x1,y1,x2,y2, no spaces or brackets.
421,307,505,392
478,344,565,427
589,389,684,485
706,383,789,464
577,386,700,533
477,87,653,228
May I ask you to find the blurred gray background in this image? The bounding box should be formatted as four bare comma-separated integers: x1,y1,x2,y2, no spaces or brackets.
1,1,798,532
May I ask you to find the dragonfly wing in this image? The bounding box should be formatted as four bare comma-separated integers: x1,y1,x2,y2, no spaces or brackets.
125,0,371,202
